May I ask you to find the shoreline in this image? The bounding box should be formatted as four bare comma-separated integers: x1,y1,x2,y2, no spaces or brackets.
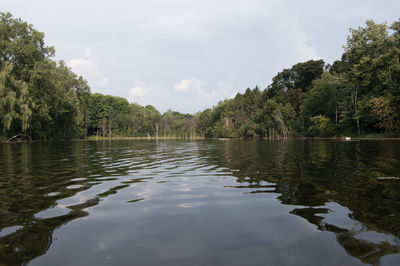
2,136,400,143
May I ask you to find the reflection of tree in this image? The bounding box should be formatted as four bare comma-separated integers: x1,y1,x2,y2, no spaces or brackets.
292,207,400,265
338,232,398,265
0,141,157,265
0,205,92,265
201,139,400,265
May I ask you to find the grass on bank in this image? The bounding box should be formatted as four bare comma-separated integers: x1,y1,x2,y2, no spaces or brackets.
84,136,205,141
2,134,400,142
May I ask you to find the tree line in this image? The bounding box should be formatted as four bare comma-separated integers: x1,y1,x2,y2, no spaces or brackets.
1,12,399,140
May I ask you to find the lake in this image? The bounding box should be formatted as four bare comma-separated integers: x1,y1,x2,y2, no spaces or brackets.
1,140,400,265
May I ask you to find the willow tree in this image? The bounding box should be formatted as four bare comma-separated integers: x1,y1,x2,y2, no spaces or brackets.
0,63,33,136
1,12,88,140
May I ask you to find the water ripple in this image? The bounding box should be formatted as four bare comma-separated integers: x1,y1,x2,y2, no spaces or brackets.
1,140,400,266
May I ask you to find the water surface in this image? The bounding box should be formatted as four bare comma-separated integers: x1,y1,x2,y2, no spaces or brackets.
1,140,400,265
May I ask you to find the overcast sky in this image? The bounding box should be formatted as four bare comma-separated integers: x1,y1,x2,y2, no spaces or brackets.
2,0,400,114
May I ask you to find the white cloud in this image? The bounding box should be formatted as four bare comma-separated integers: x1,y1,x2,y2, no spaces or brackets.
129,86,146,97
173,79,204,93
1,0,25,5
172,79,237,101
281,22,321,62
128,82,166,107
67,48,109,91
127,79,236,113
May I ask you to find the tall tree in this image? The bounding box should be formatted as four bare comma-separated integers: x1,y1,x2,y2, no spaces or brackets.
301,72,342,131
340,20,400,134
145,105,161,138
0,12,54,81
0,63,33,136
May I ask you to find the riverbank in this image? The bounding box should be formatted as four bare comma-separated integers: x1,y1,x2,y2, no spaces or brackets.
3,135,400,143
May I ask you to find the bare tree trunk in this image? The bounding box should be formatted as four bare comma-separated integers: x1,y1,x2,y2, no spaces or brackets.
354,82,360,135
7,134,32,142
108,120,112,139
385,105,395,134
84,113,88,139
335,105,338,126
155,123,159,138
102,119,106,137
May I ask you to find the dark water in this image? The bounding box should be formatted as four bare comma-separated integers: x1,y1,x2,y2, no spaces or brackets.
1,140,400,266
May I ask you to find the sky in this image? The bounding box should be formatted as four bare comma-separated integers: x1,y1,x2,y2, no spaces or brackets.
2,0,400,114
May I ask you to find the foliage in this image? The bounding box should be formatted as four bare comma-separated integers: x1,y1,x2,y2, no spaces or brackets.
0,12,87,140
1,12,399,139
0,62,33,134
309,115,335,137
301,72,342,133
369,95,398,134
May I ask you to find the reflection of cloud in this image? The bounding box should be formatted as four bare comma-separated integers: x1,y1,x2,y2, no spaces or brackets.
95,242,107,251
0,225,23,237
177,202,204,208
68,47,109,90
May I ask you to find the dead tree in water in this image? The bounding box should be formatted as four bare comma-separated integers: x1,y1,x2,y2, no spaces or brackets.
6,134,32,142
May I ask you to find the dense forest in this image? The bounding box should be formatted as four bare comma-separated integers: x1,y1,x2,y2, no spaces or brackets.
1,12,399,140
